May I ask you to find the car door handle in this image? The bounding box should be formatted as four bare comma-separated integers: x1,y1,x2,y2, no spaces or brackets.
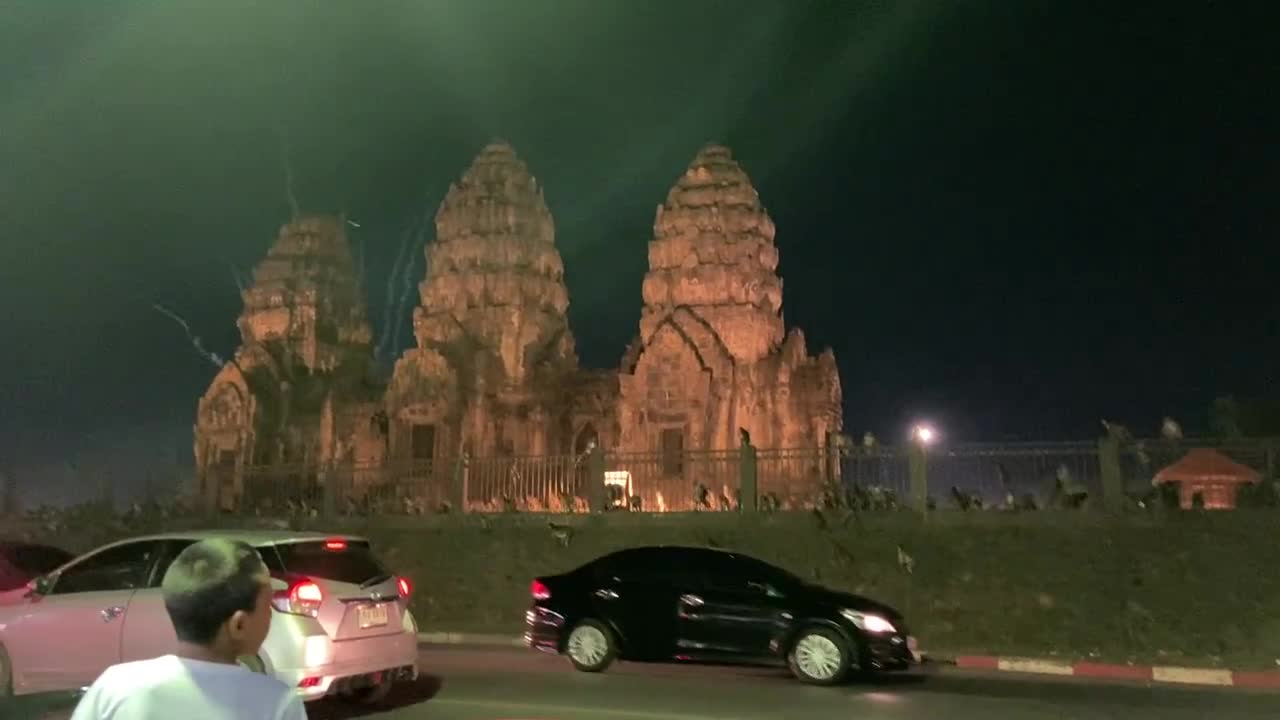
680,594,704,607
594,588,619,600
101,606,125,623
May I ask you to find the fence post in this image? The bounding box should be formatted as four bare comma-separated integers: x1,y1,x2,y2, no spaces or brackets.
1098,436,1123,512
587,446,606,512
739,440,758,513
451,454,469,512
907,445,928,512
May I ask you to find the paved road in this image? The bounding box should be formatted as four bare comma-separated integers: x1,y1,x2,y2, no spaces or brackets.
11,646,1280,719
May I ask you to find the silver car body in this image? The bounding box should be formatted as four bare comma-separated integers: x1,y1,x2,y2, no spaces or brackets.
0,530,419,702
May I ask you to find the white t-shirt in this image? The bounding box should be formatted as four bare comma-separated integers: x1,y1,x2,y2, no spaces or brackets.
70,655,307,720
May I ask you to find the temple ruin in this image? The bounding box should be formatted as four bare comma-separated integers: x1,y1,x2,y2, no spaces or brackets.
193,215,386,509
195,142,842,510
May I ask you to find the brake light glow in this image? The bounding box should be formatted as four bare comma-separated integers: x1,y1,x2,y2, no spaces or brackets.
397,576,412,599
323,538,347,551
531,579,551,601
272,579,324,617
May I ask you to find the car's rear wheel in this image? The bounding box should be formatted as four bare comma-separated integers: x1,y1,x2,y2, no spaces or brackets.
564,619,617,673
787,627,851,685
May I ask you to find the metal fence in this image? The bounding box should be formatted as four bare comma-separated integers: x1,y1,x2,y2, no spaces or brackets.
925,441,1103,507
208,437,1278,516
603,450,741,512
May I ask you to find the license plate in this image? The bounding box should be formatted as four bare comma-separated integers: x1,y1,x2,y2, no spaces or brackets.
357,603,388,628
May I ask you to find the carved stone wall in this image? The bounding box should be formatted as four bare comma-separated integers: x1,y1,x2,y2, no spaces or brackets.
387,141,581,461
618,144,842,457
195,216,384,507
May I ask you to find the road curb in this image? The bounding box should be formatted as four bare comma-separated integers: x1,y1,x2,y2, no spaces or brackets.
414,633,1280,690
945,655,1280,689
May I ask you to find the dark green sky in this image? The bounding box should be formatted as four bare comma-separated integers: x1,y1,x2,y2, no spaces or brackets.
1,1,1277,502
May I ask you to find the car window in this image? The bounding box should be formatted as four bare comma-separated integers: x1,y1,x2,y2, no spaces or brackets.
146,539,197,588
0,557,22,592
0,545,74,591
11,544,74,576
728,555,802,593
270,540,388,585
687,553,797,596
50,541,163,595
147,540,286,588
593,548,701,587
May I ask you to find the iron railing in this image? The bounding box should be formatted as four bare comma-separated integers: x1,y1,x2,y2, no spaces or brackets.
199,437,1278,516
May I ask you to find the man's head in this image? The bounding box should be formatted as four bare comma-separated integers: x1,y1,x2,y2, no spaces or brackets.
161,538,273,659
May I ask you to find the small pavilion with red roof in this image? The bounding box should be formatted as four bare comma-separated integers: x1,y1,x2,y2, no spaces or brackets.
1152,448,1260,510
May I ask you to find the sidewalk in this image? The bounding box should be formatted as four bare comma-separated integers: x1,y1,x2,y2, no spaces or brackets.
415,632,1280,689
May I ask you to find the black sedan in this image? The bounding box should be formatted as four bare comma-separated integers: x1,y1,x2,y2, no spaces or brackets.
525,545,918,685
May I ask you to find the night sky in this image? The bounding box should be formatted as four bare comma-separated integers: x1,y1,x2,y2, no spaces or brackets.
1,1,1277,504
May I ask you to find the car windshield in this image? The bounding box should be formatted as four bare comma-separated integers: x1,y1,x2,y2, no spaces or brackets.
268,540,388,586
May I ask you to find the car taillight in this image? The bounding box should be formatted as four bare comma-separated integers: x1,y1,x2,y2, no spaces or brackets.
323,538,347,551
531,579,551,601
397,576,412,599
272,579,324,617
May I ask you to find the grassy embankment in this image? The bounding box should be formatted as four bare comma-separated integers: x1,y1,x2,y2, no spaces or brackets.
15,509,1279,669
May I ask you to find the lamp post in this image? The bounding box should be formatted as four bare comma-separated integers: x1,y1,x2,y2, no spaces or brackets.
911,424,938,447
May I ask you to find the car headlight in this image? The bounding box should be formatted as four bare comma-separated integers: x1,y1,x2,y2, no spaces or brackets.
840,609,896,633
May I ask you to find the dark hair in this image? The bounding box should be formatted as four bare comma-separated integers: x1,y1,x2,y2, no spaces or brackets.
162,539,268,645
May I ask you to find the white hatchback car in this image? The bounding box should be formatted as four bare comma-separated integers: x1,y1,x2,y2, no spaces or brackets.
0,530,419,703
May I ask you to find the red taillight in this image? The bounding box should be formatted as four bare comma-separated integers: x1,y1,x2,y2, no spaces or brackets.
293,581,323,604
272,579,324,617
323,538,347,551
397,576,412,599
531,579,551,601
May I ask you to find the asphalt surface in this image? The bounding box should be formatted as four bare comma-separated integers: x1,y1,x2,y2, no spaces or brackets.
10,646,1280,720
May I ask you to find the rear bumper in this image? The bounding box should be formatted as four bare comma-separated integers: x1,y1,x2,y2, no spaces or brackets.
524,606,565,654
268,628,420,702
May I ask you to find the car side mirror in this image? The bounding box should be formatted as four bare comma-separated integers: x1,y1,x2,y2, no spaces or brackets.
26,574,53,598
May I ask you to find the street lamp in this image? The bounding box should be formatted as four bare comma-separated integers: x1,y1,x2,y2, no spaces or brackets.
911,424,938,446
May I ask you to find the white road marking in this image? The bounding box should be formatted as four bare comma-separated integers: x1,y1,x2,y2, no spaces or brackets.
996,658,1075,675
1151,667,1234,686
432,697,745,720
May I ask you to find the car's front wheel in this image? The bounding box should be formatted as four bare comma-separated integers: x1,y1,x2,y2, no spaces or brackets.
787,627,851,685
564,619,618,673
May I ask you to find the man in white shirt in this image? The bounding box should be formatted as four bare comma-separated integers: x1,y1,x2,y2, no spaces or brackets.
71,538,307,720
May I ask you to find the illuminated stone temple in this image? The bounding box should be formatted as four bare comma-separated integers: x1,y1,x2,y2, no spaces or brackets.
193,215,386,508
195,142,842,510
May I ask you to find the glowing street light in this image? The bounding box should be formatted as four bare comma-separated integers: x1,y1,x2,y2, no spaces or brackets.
911,424,938,446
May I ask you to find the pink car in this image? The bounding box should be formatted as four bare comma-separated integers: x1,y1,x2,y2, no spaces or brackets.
0,530,419,704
